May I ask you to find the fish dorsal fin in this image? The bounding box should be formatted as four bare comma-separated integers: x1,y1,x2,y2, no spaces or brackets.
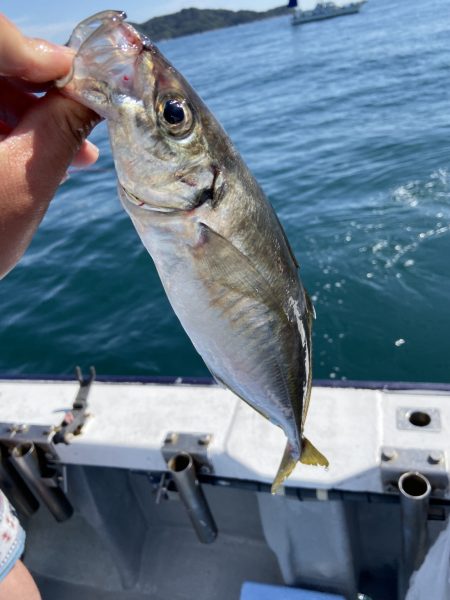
271,209,299,269
305,290,316,321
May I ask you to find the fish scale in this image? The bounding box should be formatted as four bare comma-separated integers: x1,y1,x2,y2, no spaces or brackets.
58,10,328,492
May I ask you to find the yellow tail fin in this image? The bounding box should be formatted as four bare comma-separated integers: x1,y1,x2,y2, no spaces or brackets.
271,443,298,495
271,438,329,495
300,437,329,467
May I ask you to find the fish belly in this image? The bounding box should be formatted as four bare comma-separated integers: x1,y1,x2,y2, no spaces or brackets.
132,214,303,451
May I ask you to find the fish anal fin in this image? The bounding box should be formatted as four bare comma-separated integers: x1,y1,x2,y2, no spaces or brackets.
210,369,227,389
210,368,271,420
300,437,329,468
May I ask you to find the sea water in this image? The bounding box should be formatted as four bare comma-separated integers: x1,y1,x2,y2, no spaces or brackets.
1,0,449,382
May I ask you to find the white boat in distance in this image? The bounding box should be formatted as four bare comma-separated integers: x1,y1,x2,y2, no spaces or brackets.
288,0,366,25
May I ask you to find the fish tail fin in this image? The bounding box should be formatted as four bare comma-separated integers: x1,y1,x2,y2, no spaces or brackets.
271,438,329,495
271,442,298,495
300,437,329,467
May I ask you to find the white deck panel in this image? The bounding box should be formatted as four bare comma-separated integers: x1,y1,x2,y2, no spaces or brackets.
0,379,449,494
0,381,79,425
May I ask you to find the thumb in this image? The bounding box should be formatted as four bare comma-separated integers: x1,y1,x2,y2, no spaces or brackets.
10,90,100,204
0,14,74,82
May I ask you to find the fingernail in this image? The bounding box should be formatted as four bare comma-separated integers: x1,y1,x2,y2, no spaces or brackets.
70,138,100,168
85,139,100,159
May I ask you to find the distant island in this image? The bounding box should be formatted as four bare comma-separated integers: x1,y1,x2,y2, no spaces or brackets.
135,6,289,42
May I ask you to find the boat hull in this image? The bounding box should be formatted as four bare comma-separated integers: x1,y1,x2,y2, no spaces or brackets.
292,2,364,25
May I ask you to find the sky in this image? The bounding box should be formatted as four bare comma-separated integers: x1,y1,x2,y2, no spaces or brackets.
1,0,293,44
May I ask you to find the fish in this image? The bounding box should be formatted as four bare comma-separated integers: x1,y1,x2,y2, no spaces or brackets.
58,10,328,493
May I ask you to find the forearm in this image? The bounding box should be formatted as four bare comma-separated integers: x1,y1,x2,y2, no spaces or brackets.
0,561,41,600
0,14,100,278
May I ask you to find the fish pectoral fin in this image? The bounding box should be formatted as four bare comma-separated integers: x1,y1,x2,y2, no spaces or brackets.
195,222,277,305
300,437,329,467
271,442,298,495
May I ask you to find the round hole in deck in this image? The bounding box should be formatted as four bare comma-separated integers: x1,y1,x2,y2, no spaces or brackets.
408,411,431,427
168,453,192,473
399,472,431,498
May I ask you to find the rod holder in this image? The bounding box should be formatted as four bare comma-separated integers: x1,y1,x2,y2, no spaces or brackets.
0,448,39,518
398,471,431,599
9,443,73,522
168,452,217,544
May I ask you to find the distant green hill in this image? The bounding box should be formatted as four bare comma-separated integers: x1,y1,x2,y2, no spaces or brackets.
136,6,289,41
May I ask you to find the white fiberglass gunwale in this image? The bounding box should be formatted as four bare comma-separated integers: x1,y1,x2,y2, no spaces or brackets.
0,375,449,496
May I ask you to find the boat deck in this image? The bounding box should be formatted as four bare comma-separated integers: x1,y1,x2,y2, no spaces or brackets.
0,377,449,598
25,478,282,600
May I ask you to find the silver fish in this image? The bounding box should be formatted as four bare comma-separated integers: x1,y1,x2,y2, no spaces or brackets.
59,11,328,492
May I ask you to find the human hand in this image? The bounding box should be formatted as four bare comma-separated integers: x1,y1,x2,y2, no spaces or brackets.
0,14,101,278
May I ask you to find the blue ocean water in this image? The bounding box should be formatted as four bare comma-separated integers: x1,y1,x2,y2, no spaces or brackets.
1,0,450,382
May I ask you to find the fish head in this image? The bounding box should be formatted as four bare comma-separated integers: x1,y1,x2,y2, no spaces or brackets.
59,11,231,212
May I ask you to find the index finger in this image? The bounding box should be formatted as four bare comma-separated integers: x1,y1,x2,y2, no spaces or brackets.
0,14,74,82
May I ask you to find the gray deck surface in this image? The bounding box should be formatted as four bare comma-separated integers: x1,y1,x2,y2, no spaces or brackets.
23,467,283,600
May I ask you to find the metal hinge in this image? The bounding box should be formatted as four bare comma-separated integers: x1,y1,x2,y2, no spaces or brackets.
53,366,94,444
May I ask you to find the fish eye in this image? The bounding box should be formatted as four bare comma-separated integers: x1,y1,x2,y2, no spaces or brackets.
158,94,193,138
163,99,185,125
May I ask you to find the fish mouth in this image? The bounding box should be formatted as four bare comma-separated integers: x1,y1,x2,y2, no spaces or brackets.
120,185,175,213
56,10,152,90
65,10,149,54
